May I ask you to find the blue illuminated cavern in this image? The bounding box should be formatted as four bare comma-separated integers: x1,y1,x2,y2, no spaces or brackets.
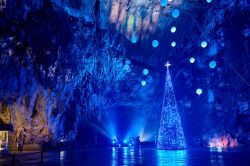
0,0,250,165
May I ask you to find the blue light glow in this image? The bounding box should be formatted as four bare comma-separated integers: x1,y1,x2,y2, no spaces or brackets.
157,68,186,150
124,64,130,71
160,0,168,7
123,140,127,144
209,61,217,68
141,80,147,86
170,26,177,33
217,147,222,152
189,57,195,63
196,88,203,95
131,36,137,43
201,41,208,48
157,150,187,166
207,0,212,3
209,147,223,152
208,90,214,102
171,42,176,47
172,9,180,18
152,40,159,47
143,69,149,75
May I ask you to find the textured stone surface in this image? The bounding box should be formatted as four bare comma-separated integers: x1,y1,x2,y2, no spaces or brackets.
0,0,250,146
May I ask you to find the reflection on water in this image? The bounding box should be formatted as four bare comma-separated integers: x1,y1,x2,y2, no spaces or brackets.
1,147,250,165
157,149,187,166
60,151,65,160
112,146,143,166
209,147,224,166
112,147,117,166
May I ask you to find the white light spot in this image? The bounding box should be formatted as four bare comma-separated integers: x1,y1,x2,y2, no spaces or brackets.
171,42,176,47
170,26,177,33
196,88,203,95
189,57,195,63
141,80,147,86
143,69,149,75
201,41,208,48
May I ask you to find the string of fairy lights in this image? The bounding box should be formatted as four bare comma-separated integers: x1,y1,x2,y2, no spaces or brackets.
131,0,217,96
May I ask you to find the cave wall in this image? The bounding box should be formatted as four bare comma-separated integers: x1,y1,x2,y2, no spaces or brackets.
0,0,250,146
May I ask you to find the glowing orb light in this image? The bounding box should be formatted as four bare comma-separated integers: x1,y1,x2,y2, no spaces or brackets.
152,40,159,47
131,36,137,43
209,61,217,68
141,80,147,86
172,9,180,18
170,26,177,33
161,0,168,7
196,88,203,95
189,57,195,63
201,41,208,48
207,0,212,3
171,42,176,47
143,69,149,75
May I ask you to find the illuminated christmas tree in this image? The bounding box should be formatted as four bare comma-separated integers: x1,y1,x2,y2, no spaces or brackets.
157,62,187,150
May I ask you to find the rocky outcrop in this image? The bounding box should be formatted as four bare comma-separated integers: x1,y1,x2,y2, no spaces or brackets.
0,0,250,146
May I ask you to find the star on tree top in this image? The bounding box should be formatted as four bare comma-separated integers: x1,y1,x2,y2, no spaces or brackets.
165,61,171,68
